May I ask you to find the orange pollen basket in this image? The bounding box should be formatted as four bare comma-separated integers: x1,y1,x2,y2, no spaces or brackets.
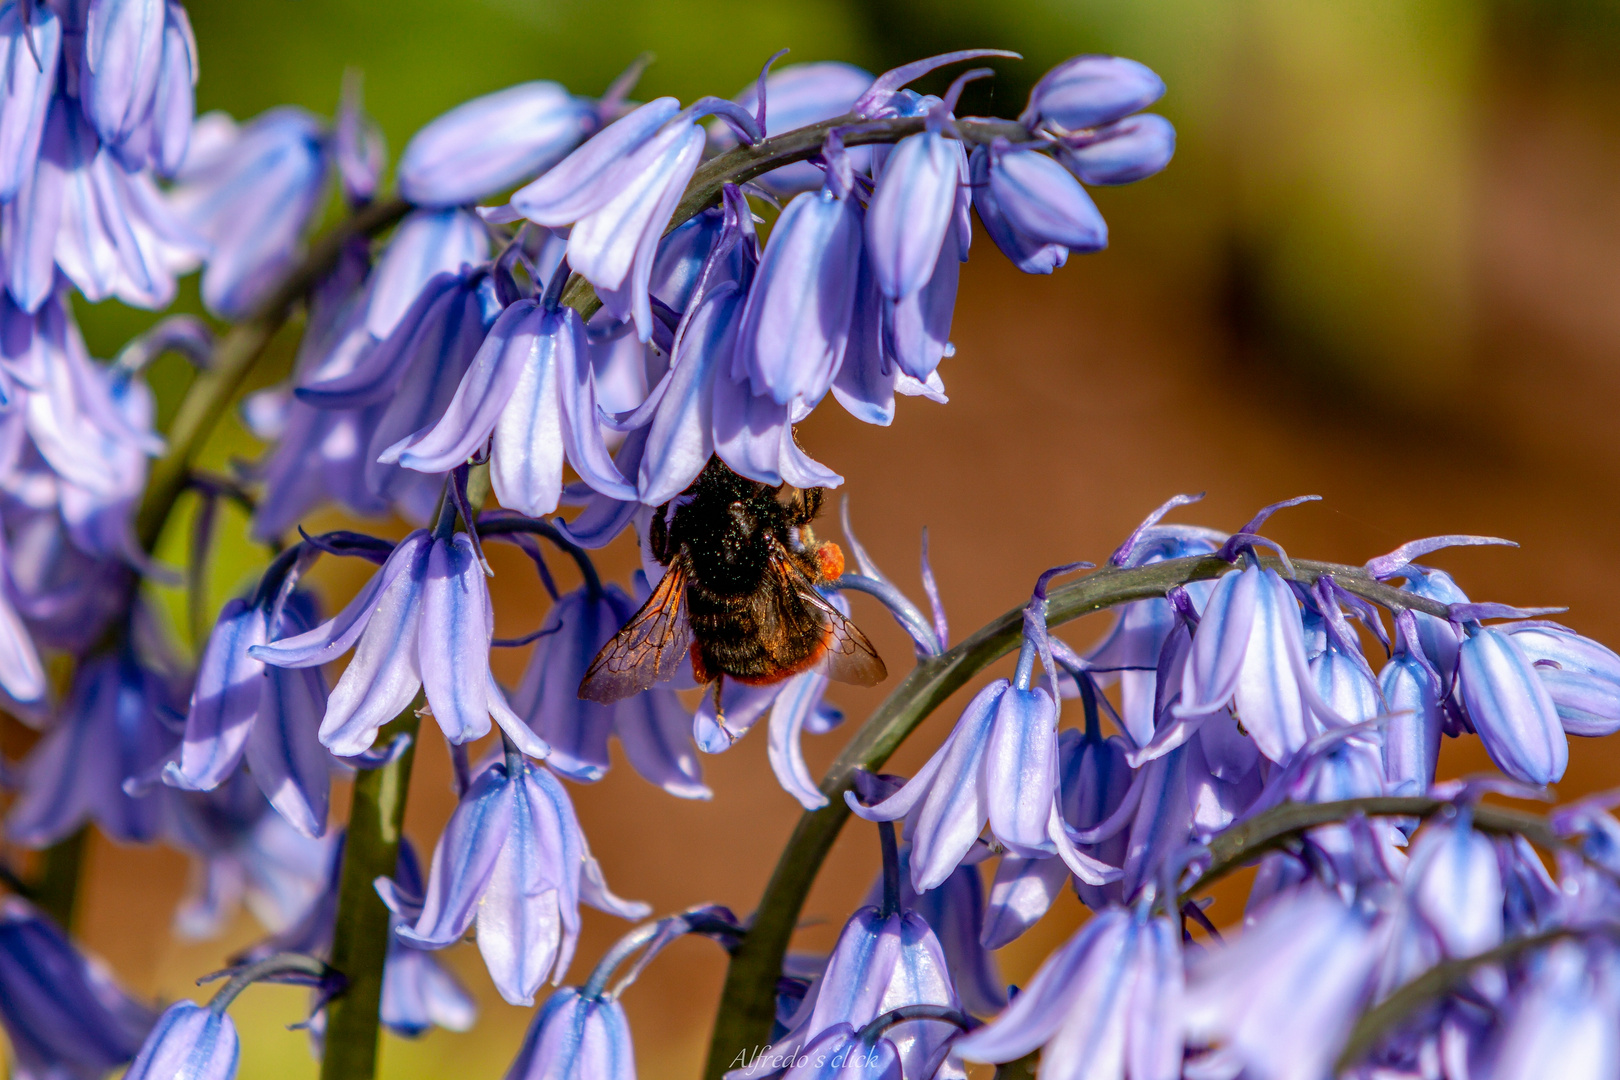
815,541,845,583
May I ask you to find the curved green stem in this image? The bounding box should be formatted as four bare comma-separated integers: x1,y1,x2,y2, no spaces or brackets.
1177,795,1566,904
702,554,1447,1079
201,952,336,1013
1335,927,1580,1072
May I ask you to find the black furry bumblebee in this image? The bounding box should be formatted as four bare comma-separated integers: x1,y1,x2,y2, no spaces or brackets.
577,456,886,707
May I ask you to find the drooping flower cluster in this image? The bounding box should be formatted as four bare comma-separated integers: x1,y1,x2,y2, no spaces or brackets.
2,19,1619,1080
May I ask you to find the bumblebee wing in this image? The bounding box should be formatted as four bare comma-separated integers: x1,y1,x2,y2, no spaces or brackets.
578,558,693,703
769,544,887,688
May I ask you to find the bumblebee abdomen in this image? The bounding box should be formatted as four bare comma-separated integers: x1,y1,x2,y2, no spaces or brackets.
687,585,825,682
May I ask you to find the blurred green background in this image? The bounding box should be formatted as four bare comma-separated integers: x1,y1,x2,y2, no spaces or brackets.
17,1,1620,1080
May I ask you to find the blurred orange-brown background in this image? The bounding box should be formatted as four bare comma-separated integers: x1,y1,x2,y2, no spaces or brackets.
7,1,1620,1079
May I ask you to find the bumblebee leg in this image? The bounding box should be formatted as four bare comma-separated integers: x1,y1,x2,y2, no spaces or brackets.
712,676,725,723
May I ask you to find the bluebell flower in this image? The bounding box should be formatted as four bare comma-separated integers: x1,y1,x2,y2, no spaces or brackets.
0,2,61,202
768,1024,902,1080
1378,612,1445,794
850,568,1119,893
122,1001,239,1080
1184,710,1264,836
164,773,334,940
1498,833,1562,936
985,725,1132,945
645,203,730,315
0,897,156,1080
970,138,1106,275
398,82,594,208
5,98,204,312
880,215,961,383
1488,942,1620,1080
1085,499,1222,745
167,108,329,318
956,905,1181,1080
689,676,787,753
6,305,162,568
164,590,332,837
733,168,864,408
382,752,649,1005
364,207,490,338
712,337,842,491
864,96,964,303
1456,621,1567,785
1235,754,1401,914
847,677,1090,892
236,835,476,1040
1019,56,1165,135
82,0,197,170
828,256,950,428
711,61,874,196
250,530,549,758
149,2,198,176
510,581,707,797
0,543,45,705
0,499,135,657
505,987,635,1080
1178,556,1345,765
1504,620,1620,736
7,648,179,846
863,842,1005,1016
1405,812,1503,959
1058,113,1176,186
634,189,758,504
1183,886,1382,1080
863,86,974,382
730,905,962,1080
500,95,759,341
762,647,846,811
378,941,478,1038
545,429,649,551
245,394,406,539
241,244,422,539
323,270,504,511
379,287,634,516
1309,623,1379,726
1395,565,1471,687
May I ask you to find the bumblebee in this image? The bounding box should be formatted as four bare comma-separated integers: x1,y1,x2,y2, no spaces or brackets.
578,456,885,706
